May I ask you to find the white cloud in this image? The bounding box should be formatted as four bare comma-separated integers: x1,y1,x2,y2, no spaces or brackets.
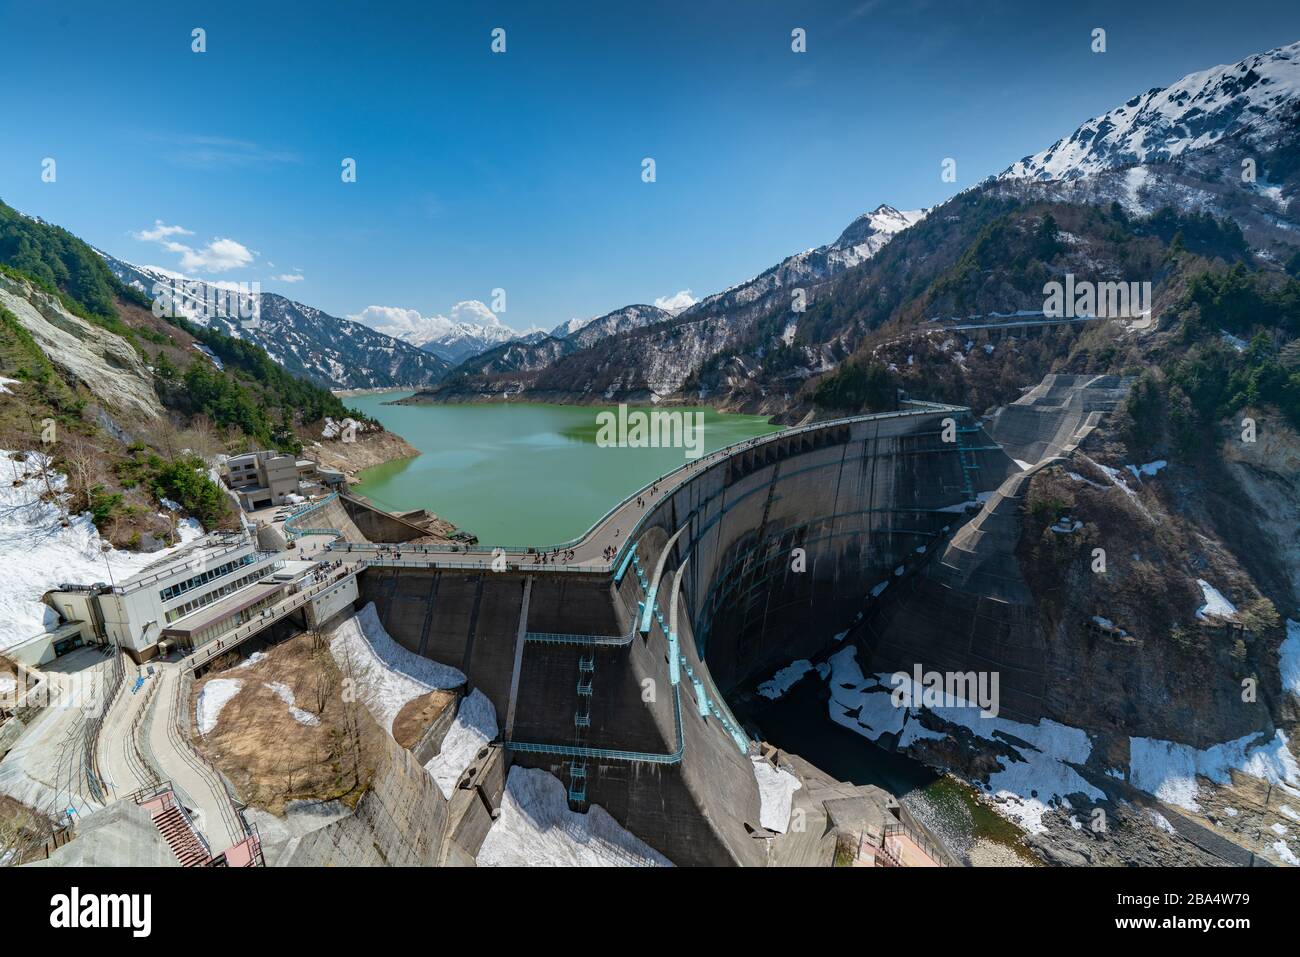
272,273,305,283
654,289,696,314
131,220,193,242
152,134,300,171
164,237,255,274
448,300,500,328
348,300,525,348
350,305,428,338
132,220,257,275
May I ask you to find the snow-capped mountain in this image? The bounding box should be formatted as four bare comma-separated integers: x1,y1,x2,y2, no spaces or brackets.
1003,40,1300,182
101,255,451,390
430,203,925,397
452,304,673,378
562,304,674,350
551,316,595,338
683,204,926,319
351,302,545,364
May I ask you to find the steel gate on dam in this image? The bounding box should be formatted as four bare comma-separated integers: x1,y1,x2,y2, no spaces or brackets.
349,403,1017,865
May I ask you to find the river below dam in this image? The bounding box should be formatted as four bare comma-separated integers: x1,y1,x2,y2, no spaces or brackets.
737,676,1037,865
343,393,779,545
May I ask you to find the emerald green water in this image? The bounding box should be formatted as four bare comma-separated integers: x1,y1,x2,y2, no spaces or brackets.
344,394,781,545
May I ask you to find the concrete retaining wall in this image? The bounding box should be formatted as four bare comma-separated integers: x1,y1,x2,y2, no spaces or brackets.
358,407,1016,865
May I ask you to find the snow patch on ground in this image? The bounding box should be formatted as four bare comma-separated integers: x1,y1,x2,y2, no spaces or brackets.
1128,729,1300,811
327,602,466,734
1125,460,1167,481
236,651,267,670
1280,620,1300,699
936,490,995,513
757,659,813,700
425,689,498,798
819,647,1102,833
263,681,320,726
750,755,802,833
1273,841,1299,865
196,679,243,736
0,451,203,651
477,766,671,867
1146,808,1177,834
824,646,906,740
1194,579,1236,621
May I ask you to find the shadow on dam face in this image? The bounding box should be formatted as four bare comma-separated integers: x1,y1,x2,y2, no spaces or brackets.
354,404,1019,865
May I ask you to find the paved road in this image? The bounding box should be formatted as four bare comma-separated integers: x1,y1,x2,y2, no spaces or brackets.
144,663,247,854
94,664,160,801
85,655,247,855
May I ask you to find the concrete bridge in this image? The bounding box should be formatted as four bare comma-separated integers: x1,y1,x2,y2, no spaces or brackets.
320,401,1021,865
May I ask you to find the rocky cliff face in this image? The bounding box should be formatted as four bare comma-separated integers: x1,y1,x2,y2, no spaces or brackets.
0,272,162,421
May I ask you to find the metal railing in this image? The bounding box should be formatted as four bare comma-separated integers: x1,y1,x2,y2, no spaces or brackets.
181,566,356,672
164,667,249,852
283,492,341,541
116,535,251,594
883,820,952,867
84,649,125,804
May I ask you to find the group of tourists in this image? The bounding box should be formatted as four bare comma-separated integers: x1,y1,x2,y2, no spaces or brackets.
531,548,575,565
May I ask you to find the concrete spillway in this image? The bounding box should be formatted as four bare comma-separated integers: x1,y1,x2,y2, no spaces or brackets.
339,402,1020,865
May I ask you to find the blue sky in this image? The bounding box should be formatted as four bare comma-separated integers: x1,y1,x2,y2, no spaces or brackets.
2,0,1298,334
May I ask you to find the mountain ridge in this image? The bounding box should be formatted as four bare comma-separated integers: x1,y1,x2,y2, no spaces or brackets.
100,255,451,391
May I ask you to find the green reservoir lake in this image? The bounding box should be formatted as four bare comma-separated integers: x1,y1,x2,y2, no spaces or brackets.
343,394,781,545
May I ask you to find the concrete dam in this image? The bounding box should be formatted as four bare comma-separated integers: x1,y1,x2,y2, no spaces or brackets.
320,399,1037,866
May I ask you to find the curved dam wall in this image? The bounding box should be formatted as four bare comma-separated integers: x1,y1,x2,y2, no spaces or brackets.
354,406,1017,865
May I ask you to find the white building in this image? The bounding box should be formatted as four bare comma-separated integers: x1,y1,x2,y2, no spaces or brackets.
43,531,285,661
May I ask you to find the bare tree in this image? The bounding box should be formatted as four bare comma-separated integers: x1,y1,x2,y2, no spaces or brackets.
59,432,99,515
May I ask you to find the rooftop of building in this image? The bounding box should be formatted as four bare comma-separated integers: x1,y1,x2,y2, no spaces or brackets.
125,531,252,584
161,578,288,638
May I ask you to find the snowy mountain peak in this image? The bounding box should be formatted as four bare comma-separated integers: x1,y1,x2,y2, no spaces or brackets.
551,315,595,338
833,205,927,251
1003,40,1300,182
350,302,541,363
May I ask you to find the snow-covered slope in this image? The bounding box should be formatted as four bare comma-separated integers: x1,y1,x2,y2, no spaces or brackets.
476,766,672,867
100,255,451,390
1003,40,1300,182
549,305,674,349
564,304,673,350
0,451,202,651
683,203,926,319
551,316,595,338
326,602,466,734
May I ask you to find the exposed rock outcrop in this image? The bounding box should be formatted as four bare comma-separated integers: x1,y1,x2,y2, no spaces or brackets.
0,272,161,421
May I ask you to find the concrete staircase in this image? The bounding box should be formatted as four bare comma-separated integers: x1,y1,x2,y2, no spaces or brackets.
138,790,212,866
